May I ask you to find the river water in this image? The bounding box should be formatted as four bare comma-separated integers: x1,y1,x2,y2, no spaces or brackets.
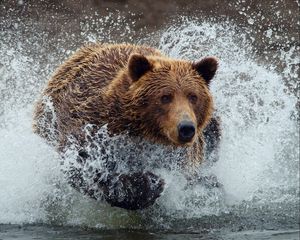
0,1,299,240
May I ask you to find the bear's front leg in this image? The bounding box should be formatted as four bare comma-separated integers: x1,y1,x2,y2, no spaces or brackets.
100,171,165,210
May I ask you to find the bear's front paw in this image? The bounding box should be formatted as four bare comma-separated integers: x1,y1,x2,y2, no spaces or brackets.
103,171,165,210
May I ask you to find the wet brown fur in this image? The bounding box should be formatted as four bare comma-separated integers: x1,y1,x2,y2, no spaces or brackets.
33,43,216,166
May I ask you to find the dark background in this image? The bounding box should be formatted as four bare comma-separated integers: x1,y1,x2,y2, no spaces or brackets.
1,0,299,49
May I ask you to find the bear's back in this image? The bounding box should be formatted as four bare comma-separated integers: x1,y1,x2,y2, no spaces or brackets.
45,43,162,96
33,43,162,145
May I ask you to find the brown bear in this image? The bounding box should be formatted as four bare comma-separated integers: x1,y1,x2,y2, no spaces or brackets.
33,43,220,210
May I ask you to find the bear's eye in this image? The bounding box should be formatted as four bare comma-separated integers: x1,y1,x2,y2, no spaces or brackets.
188,94,198,104
161,94,173,104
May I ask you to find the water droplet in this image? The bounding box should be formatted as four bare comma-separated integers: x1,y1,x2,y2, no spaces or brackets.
266,29,273,38
247,18,255,25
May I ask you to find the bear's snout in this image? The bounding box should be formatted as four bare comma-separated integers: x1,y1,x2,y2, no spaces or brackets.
177,120,195,143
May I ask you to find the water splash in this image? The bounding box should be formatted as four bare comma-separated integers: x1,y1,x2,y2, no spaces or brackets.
158,20,299,204
0,15,298,231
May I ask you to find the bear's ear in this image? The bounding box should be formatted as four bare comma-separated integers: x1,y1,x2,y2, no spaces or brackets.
128,54,152,82
192,57,218,85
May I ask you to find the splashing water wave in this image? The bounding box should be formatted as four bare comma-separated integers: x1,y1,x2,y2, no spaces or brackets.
0,17,298,231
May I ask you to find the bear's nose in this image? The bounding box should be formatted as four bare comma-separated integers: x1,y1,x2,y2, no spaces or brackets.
178,121,195,143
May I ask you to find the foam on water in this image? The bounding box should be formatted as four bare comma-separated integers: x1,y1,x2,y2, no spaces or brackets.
0,106,61,223
0,15,298,231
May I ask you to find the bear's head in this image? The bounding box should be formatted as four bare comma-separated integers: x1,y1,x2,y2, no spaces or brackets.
108,54,218,147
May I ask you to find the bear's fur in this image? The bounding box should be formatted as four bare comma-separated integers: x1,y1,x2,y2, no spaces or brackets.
33,43,220,210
